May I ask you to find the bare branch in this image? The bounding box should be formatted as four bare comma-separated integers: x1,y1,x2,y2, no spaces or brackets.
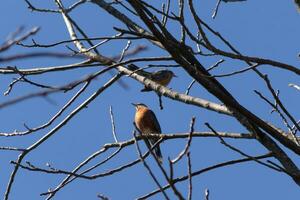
0,52,85,62
206,59,225,71
0,147,26,152
210,63,259,78
187,151,192,200
205,122,283,172
4,74,122,200
0,66,113,110
0,81,90,136
138,153,273,199
172,117,195,164
185,79,196,95
212,0,222,19
289,83,300,91
109,106,118,143
0,26,40,52
133,132,170,200
204,189,209,200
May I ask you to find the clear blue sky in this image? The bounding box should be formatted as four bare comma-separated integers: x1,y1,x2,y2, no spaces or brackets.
0,0,299,199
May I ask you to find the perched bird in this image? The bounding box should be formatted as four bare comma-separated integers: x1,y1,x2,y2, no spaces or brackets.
132,103,163,163
127,65,177,92
140,70,177,92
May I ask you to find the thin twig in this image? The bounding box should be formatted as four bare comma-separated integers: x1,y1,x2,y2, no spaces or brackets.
109,106,118,143
0,27,40,52
205,122,283,172
185,79,196,95
289,83,300,91
210,63,259,78
4,76,23,96
0,147,26,152
157,93,164,110
172,117,196,164
205,189,209,200
118,40,132,62
212,0,222,19
206,59,225,71
187,151,192,200
254,90,299,145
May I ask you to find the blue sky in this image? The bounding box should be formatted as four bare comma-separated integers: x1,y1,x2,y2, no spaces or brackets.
0,0,300,199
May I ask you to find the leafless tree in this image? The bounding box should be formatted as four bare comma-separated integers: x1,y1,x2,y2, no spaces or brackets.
0,0,299,199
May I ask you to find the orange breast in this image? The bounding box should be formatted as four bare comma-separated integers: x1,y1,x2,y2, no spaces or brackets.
135,108,160,135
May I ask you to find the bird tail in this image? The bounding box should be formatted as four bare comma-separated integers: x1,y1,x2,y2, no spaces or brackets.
154,146,163,164
145,140,163,163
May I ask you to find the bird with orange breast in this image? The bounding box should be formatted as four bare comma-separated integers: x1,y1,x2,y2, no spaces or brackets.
132,103,163,163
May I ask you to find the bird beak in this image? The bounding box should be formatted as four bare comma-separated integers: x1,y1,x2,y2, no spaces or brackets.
173,74,178,77
131,103,137,107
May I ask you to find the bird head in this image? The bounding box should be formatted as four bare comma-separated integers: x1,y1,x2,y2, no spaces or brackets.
168,70,177,78
131,103,148,110
160,70,177,78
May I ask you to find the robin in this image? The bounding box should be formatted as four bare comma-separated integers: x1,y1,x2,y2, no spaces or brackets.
132,103,163,163
140,70,177,92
